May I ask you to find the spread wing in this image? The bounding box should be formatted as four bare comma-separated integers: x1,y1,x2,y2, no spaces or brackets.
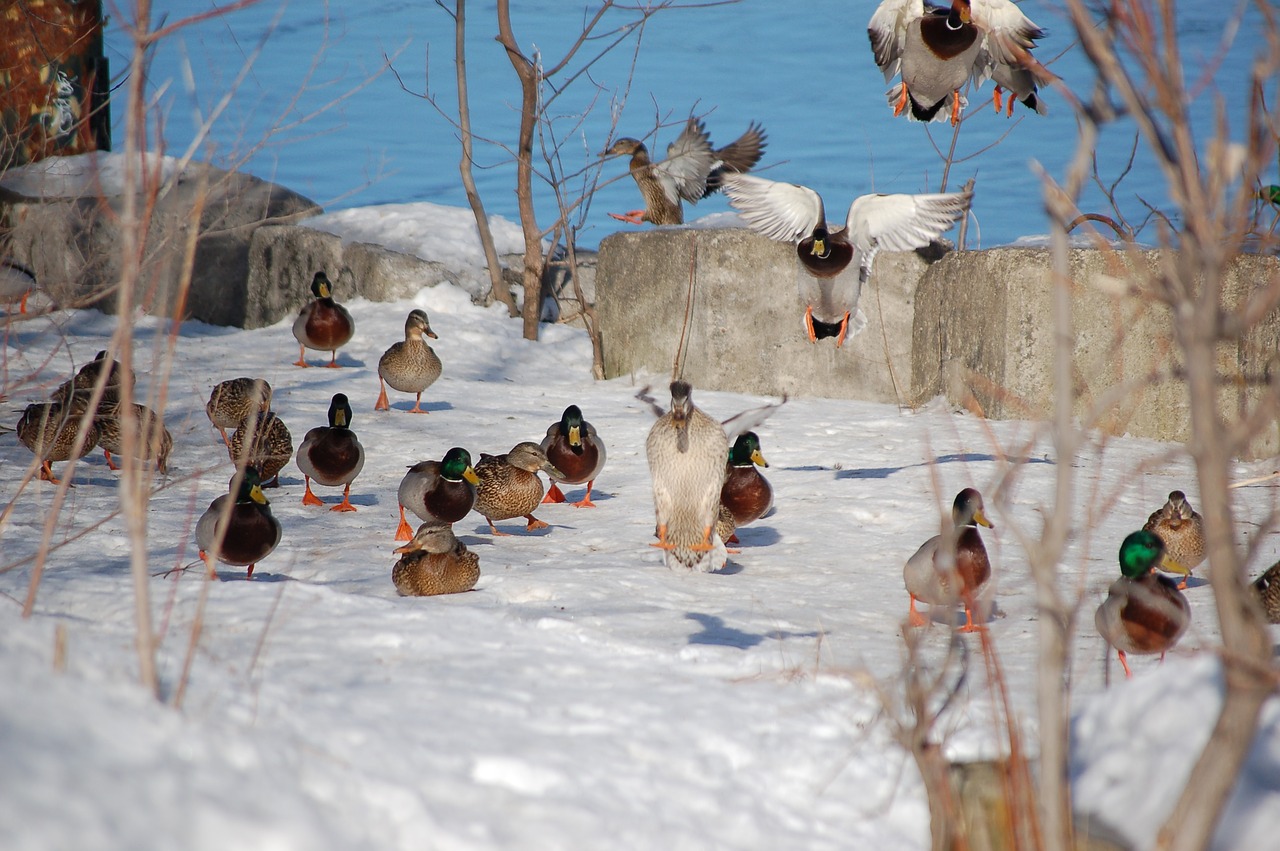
655,118,717,205
867,0,925,83
721,173,826,244
845,186,972,277
969,0,1050,85
721,395,786,445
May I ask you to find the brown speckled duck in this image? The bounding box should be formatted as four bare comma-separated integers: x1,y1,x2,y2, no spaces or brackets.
195,468,282,580
473,442,563,536
51,350,134,406
292,271,355,368
206,378,272,447
296,393,364,511
1143,490,1206,589
392,522,481,597
903,487,994,631
1252,560,1280,624
94,402,173,474
1095,530,1191,678
540,405,606,508
229,410,293,487
396,447,481,541
17,400,100,483
720,431,772,537
376,309,441,413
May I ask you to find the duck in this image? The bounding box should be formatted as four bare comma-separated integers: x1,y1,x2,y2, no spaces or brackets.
195,467,282,580
94,402,173,474
375,309,441,413
296,393,364,511
722,173,972,346
292,270,355,368
604,117,766,225
1094,529,1191,678
719,431,773,540
868,0,1048,125
1142,490,1206,589
472,442,563,536
1,257,37,314
539,404,607,508
903,487,994,631
396,447,481,541
1251,560,1280,624
206,378,272,447
50,350,134,406
392,522,481,597
16,400,100,484
229,409,294,487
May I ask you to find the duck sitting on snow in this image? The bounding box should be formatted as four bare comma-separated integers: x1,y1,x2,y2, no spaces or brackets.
472,442,563,536
292,271,355,368
376,309,441,414
1094,530,1190,678
903,487,994,631
392,522,481,597
296,393,365,511
539,404,606,508
396,447,481,541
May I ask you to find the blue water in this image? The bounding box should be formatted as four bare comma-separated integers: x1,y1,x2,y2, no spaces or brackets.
111,2,1268,249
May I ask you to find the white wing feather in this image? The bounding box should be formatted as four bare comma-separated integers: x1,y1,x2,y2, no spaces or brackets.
721,173,826,244
655,118,716,205
969,0,1045,80
867,0,925,83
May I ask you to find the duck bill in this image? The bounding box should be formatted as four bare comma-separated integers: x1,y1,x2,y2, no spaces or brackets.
393,542,417,555
463,467,481,486
1160,554,1191,576
250,484,269,505
568,425,582,447
973,508,994,529
750,448,769,468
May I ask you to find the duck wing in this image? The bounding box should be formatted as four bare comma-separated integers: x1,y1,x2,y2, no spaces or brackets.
722,173,826,244
867,0,927,83
844,186,972,279
655,118,716,205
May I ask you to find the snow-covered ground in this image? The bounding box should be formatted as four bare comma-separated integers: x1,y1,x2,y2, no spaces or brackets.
2,197,1279,850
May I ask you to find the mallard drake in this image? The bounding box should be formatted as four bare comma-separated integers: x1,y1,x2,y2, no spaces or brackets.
868,0,1047,124
472,442,563,535
16,401,100,483
720,431,772,535
392,522,481,597
375,309,441,413
292,271,355,368
195,468,282,580
94,402,172,474
723,173,971,346
1,257,37,314
206,378,272,447
51,350,134,406
1142,490,1206,589
296,393,364,511
396,447,481,541
1095,530,1191,678
539,404,607,508
1251,560,1280,624
903,487,994,631
602,118,720,225
229,410,293,487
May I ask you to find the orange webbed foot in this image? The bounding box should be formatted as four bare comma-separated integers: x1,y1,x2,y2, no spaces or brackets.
835,311,851,348
394,506,414,542
803,305,817,343
893,84,910,117
542,483,567,504
608,210,646,225
375,383,390,412
524,515,548,532
302,479,325,507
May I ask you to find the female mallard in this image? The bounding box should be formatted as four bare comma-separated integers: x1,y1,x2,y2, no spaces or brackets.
723,173,971,346
94,402,172,474
375,309,441,414
473,442,563,536
868,0,1047,125
51,350,134,406
17,400,100,484
296,393,364,512
602,118,720,225
292,271,355,368
195,468,282,580
396,447,481,541
206,378,272,447
1142,490,1206,589
1,257,37,314
229,410,293,487
1095,530,1191,678
392,522,481,597
644,381,731,571
539,404,606,508
1251,560,1280,624
720,431,773,535
903,487,994,631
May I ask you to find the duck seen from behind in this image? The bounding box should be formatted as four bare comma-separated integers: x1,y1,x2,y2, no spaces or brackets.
540,404,607,508
376,309,441,413
229,409,293,488
296,393,365,511
903,487,994,631
396,447,481,541
206,378,272,447
392,522,481,597
1142,490,1206,589
472,442,563,536
17,400,100,484
195,467,282,580
1094,530,1191,678
292,271,355,368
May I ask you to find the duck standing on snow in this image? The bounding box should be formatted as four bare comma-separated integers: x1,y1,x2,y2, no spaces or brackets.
867,0,1048,125
539,404,607,508
292,271,355,368
1,257,37,314
719,431,773,541
195,467,282,580
206,378,272,447
296,393,365,511
603,118,767,225
1142,490,1206,589
51,350,135,406
392,522,481,597
723,173,971,346
376,309,441,413
229,409,293,487
94,402,173,474
903,487,994,631
396,447,481,541
17,400,100,484
1095,530,1191,678
472,442,563,536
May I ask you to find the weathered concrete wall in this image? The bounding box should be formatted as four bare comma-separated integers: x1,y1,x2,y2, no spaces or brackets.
595,227,943,403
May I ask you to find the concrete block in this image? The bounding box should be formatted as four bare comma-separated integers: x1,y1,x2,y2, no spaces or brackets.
342,240,456,302
243,225,343,329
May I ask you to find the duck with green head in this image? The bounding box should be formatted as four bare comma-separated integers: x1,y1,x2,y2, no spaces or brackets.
1095,530,1191,679
196,467,282,580
296,393,365,512
395,447,481,541
292,271,355,368
903,487,994,631
540,404,607,508
719,431,773,538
